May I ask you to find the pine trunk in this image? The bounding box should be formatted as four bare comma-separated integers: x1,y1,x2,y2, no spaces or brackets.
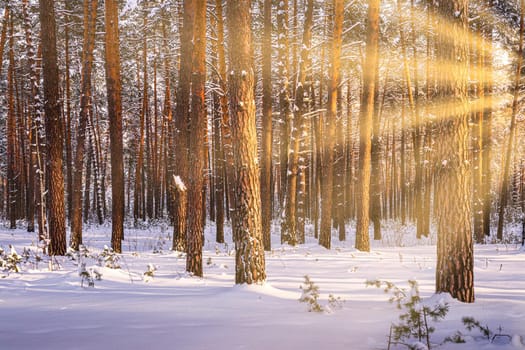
104,0,125,252
227,0,266,284
435,0,474,303
40,0,66,256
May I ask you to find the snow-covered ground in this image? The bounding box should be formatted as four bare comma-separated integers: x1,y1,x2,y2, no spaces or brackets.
1,221,524,350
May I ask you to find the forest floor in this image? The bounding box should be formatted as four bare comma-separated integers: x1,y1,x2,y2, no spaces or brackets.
1,221,524,350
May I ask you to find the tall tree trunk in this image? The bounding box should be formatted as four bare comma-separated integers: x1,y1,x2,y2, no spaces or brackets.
355,0,380,252
319,0,343,250
40,0,66,256
482,0,493,238
71,0,98,250
64,0,73,225
497,0,524,241
215,0,235,230
261,0,272,250
472,23,484,243
277,0,291,221
227,0,266,284
186,0,206,277
104,0,125,253
135,9,148,224
369,39,382,241
173,0,195,251
435,0,474,303
209,8,225,244
7,13,18,229
21,2,38,233
296,0,314,244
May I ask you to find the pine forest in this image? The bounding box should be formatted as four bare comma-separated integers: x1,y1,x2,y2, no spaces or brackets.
1,1,525,349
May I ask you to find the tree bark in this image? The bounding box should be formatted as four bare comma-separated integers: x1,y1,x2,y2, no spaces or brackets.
227,0,266,284
261,0,272,250
355,0,380,252
435,0,474,303
104,0,125,253
497,0,524,241
71,0,98,250
186,0,206,277
40,0,66,256
173,0,195,250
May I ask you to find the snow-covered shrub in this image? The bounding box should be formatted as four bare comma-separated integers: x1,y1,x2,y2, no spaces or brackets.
462,317,511,344
444,331,466,344
21,247,43,269
299,276,344,313
367,279,449,349
0,245,22,275
299,275,323,312
98,245,121,269
143,263,157,279
79,263,102,288
327,293,344,312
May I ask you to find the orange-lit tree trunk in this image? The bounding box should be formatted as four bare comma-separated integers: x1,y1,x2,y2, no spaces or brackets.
104,0,125,253
210,9,225,244
435,0,474,303
277,0,291,222
173,0,195,252
260,0,272,250
296,0,314,244
186,0,206,277
40,0,66,256
319,0,343,250
355,0,380,252
482,0,493,239
227,0,266,284
215,0,234,228
497,0,524,241
71,0,98,250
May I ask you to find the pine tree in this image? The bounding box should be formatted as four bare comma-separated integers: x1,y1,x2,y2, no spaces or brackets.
40,0,66,256
435,0,474,303
104,0,125,253
227,0,266,284
355,0,380,252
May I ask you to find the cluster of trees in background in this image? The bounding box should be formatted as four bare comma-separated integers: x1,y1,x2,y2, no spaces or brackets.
0,0,524,300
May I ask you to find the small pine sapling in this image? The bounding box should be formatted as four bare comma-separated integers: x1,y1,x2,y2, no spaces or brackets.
327,294,344,312
79,263,102,288
462,317,511,344
367,279,449,349
0,245,22,275
143,263,157,280
299,275,323,312
98,245,121,269
462,317,491,340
